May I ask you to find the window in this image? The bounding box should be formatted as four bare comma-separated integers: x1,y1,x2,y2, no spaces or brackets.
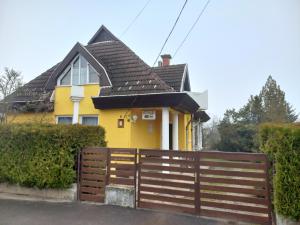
80,116,98,126
57,116,72,124
60,68,71,85
58,55,99,86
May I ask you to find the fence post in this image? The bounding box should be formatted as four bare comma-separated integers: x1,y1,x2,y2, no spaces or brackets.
194,151,200,215
137,149,142,208
134,148,138,208
265,155,275,225
106,148,111,186
77,149,81,201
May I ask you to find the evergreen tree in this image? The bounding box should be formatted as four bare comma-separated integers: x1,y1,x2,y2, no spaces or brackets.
216,75,298,152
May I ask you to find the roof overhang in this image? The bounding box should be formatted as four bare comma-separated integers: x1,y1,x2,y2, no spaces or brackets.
92,92,200,113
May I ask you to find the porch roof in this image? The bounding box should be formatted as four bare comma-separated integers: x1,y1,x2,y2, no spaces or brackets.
92,92,200,113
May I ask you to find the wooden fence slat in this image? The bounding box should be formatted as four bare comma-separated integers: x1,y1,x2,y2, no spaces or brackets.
201,200,269,214
200,184,267,196
200,192,268,205
140,193,194,205
140,171,195,182
140,186,195,197
141,178,195,189
200,209,270,225
199,176,266,188
139,201,195,214
200,168,266,178
141,164,195,173
200,160,265,170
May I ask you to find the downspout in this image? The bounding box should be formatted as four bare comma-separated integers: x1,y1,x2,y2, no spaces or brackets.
185,114,193,150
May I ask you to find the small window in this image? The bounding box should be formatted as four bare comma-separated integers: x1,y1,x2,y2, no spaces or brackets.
88,64,99,83
60,68,71,85
57,116,72,124
81,116,98,126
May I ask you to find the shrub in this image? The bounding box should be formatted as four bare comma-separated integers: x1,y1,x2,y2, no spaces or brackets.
0,123,106,189
259,124,300,221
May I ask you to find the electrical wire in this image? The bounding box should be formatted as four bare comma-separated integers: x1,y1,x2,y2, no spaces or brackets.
121,0,152,36
152,0,188,67
173,0,210,58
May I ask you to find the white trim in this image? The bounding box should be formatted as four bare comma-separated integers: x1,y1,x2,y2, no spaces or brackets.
80,44,112,87
91,91,185,99
180,64,188,92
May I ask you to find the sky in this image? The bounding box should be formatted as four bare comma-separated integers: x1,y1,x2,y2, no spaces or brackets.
0,0,299,119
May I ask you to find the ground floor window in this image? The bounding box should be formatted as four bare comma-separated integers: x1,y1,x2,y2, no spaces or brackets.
57,116,72,124
80,116,98,126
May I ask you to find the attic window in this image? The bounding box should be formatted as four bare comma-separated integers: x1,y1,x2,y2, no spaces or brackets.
58,55,99,86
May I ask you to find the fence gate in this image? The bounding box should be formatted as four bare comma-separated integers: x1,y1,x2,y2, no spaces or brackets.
198,151,272,225
137,150,273,225
78,147,107,203
137,149,197,214
107,148,137,187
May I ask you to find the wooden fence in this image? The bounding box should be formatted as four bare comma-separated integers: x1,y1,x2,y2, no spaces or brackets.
78,148,273,225
78,147,108,202
107,148,137,187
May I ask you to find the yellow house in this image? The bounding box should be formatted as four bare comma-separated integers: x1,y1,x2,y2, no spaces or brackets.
3,25,209,150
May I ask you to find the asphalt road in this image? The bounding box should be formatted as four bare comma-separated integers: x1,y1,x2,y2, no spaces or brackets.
0,199,223,225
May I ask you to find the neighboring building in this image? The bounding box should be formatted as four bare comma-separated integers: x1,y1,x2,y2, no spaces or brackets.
3,25,209,150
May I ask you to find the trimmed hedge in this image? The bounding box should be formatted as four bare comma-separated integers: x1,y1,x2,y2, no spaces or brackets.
0,123,106,189
259,123,300,221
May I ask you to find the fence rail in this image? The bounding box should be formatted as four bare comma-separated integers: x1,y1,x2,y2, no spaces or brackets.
78,148,273,225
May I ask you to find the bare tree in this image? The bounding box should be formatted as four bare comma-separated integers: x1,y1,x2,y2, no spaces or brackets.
0,67,23,123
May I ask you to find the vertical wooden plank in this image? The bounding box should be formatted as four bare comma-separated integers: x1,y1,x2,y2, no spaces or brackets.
106,148,111,185
195,152,200,215
134,148,138,208
77,149,81,201
264,155,274,225
137,149,142,208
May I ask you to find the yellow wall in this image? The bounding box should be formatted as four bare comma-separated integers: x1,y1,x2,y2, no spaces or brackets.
7,112,54,124
100,109,132,148
130,109,161,149
10,84,193,151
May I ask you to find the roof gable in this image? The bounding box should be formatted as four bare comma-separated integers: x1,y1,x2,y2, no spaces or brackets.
45,42,111,90
153,64,190,92
88,25,118,44
181,65,191,92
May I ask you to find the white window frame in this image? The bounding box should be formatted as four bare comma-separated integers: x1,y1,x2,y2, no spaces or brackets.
56,116,73,124
79,115,99,126
57,55,99,86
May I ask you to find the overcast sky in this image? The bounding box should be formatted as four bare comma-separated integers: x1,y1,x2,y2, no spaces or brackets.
0,0,299,118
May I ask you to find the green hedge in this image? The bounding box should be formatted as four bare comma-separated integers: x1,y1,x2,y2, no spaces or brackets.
259,123,300,221
0,123,106,189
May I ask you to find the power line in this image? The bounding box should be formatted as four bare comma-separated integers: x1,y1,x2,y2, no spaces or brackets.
121,0,152,36
152,0,188,67
173,0,210,58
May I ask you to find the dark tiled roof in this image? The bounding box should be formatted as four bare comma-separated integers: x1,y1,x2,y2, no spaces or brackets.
5,26,189,102
5,64,59,102
152,64,186,92
86,41,174,96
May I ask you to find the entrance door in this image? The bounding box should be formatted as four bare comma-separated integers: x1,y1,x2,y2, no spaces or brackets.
169,124,173,150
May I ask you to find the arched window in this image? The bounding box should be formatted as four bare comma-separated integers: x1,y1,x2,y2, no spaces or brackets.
58,55,99,86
